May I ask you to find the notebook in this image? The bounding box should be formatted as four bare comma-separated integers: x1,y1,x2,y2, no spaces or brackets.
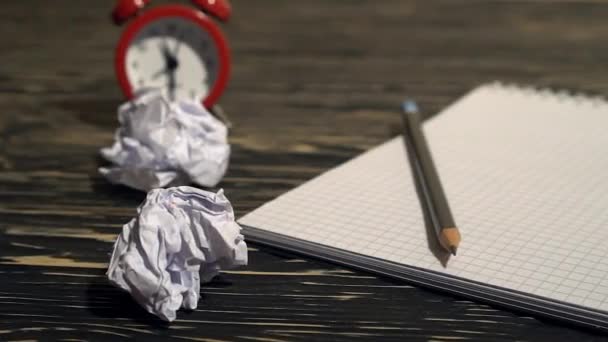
238,82,608,331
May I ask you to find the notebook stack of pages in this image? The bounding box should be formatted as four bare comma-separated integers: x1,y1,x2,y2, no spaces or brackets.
238,83,608,331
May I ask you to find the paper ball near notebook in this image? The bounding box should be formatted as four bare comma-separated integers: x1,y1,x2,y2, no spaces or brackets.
107,186,248,322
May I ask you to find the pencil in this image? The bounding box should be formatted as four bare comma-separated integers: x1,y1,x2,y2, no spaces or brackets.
401,100,461,255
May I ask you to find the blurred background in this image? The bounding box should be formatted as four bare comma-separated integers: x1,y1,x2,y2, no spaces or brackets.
3,0,607,214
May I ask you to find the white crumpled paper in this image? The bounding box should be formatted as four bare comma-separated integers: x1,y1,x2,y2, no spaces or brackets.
107,186,248,322
99,89,230,191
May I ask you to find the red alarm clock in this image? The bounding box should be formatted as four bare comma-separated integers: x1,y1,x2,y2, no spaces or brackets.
112,0,232,109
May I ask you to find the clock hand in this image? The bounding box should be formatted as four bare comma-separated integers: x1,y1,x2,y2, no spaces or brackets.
167,67,177,101
159,40,169,63
152,42,176,80
172,38,182,59
157,39,179,101
152,39,177,101
159,40,178,70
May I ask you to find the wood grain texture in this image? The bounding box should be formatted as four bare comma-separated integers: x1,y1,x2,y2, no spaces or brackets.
1,0,607,340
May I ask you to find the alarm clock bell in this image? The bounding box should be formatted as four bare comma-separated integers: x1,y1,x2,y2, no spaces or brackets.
113,0,231,25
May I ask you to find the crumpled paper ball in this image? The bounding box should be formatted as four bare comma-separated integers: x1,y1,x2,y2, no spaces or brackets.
99,89,230,191
106,186,248,322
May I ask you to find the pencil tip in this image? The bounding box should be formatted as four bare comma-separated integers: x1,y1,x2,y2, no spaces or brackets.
450,247,457,256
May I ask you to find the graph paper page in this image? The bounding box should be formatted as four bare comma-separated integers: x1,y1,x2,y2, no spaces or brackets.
239,83,608,312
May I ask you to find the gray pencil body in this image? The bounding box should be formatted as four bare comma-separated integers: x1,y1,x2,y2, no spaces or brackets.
401,101,460,255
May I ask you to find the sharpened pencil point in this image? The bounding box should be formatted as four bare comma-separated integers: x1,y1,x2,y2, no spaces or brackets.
450,247,457,256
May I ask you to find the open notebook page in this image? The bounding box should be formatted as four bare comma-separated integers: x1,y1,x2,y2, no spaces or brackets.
238,83,608,313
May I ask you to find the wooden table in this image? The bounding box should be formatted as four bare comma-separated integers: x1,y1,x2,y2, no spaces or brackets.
1,0,607,340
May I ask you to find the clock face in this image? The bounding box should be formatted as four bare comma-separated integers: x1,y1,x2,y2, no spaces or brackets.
115,6,231,107
125,17,220,102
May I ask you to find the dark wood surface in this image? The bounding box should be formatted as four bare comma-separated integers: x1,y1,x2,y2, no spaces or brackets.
1,0,607,340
